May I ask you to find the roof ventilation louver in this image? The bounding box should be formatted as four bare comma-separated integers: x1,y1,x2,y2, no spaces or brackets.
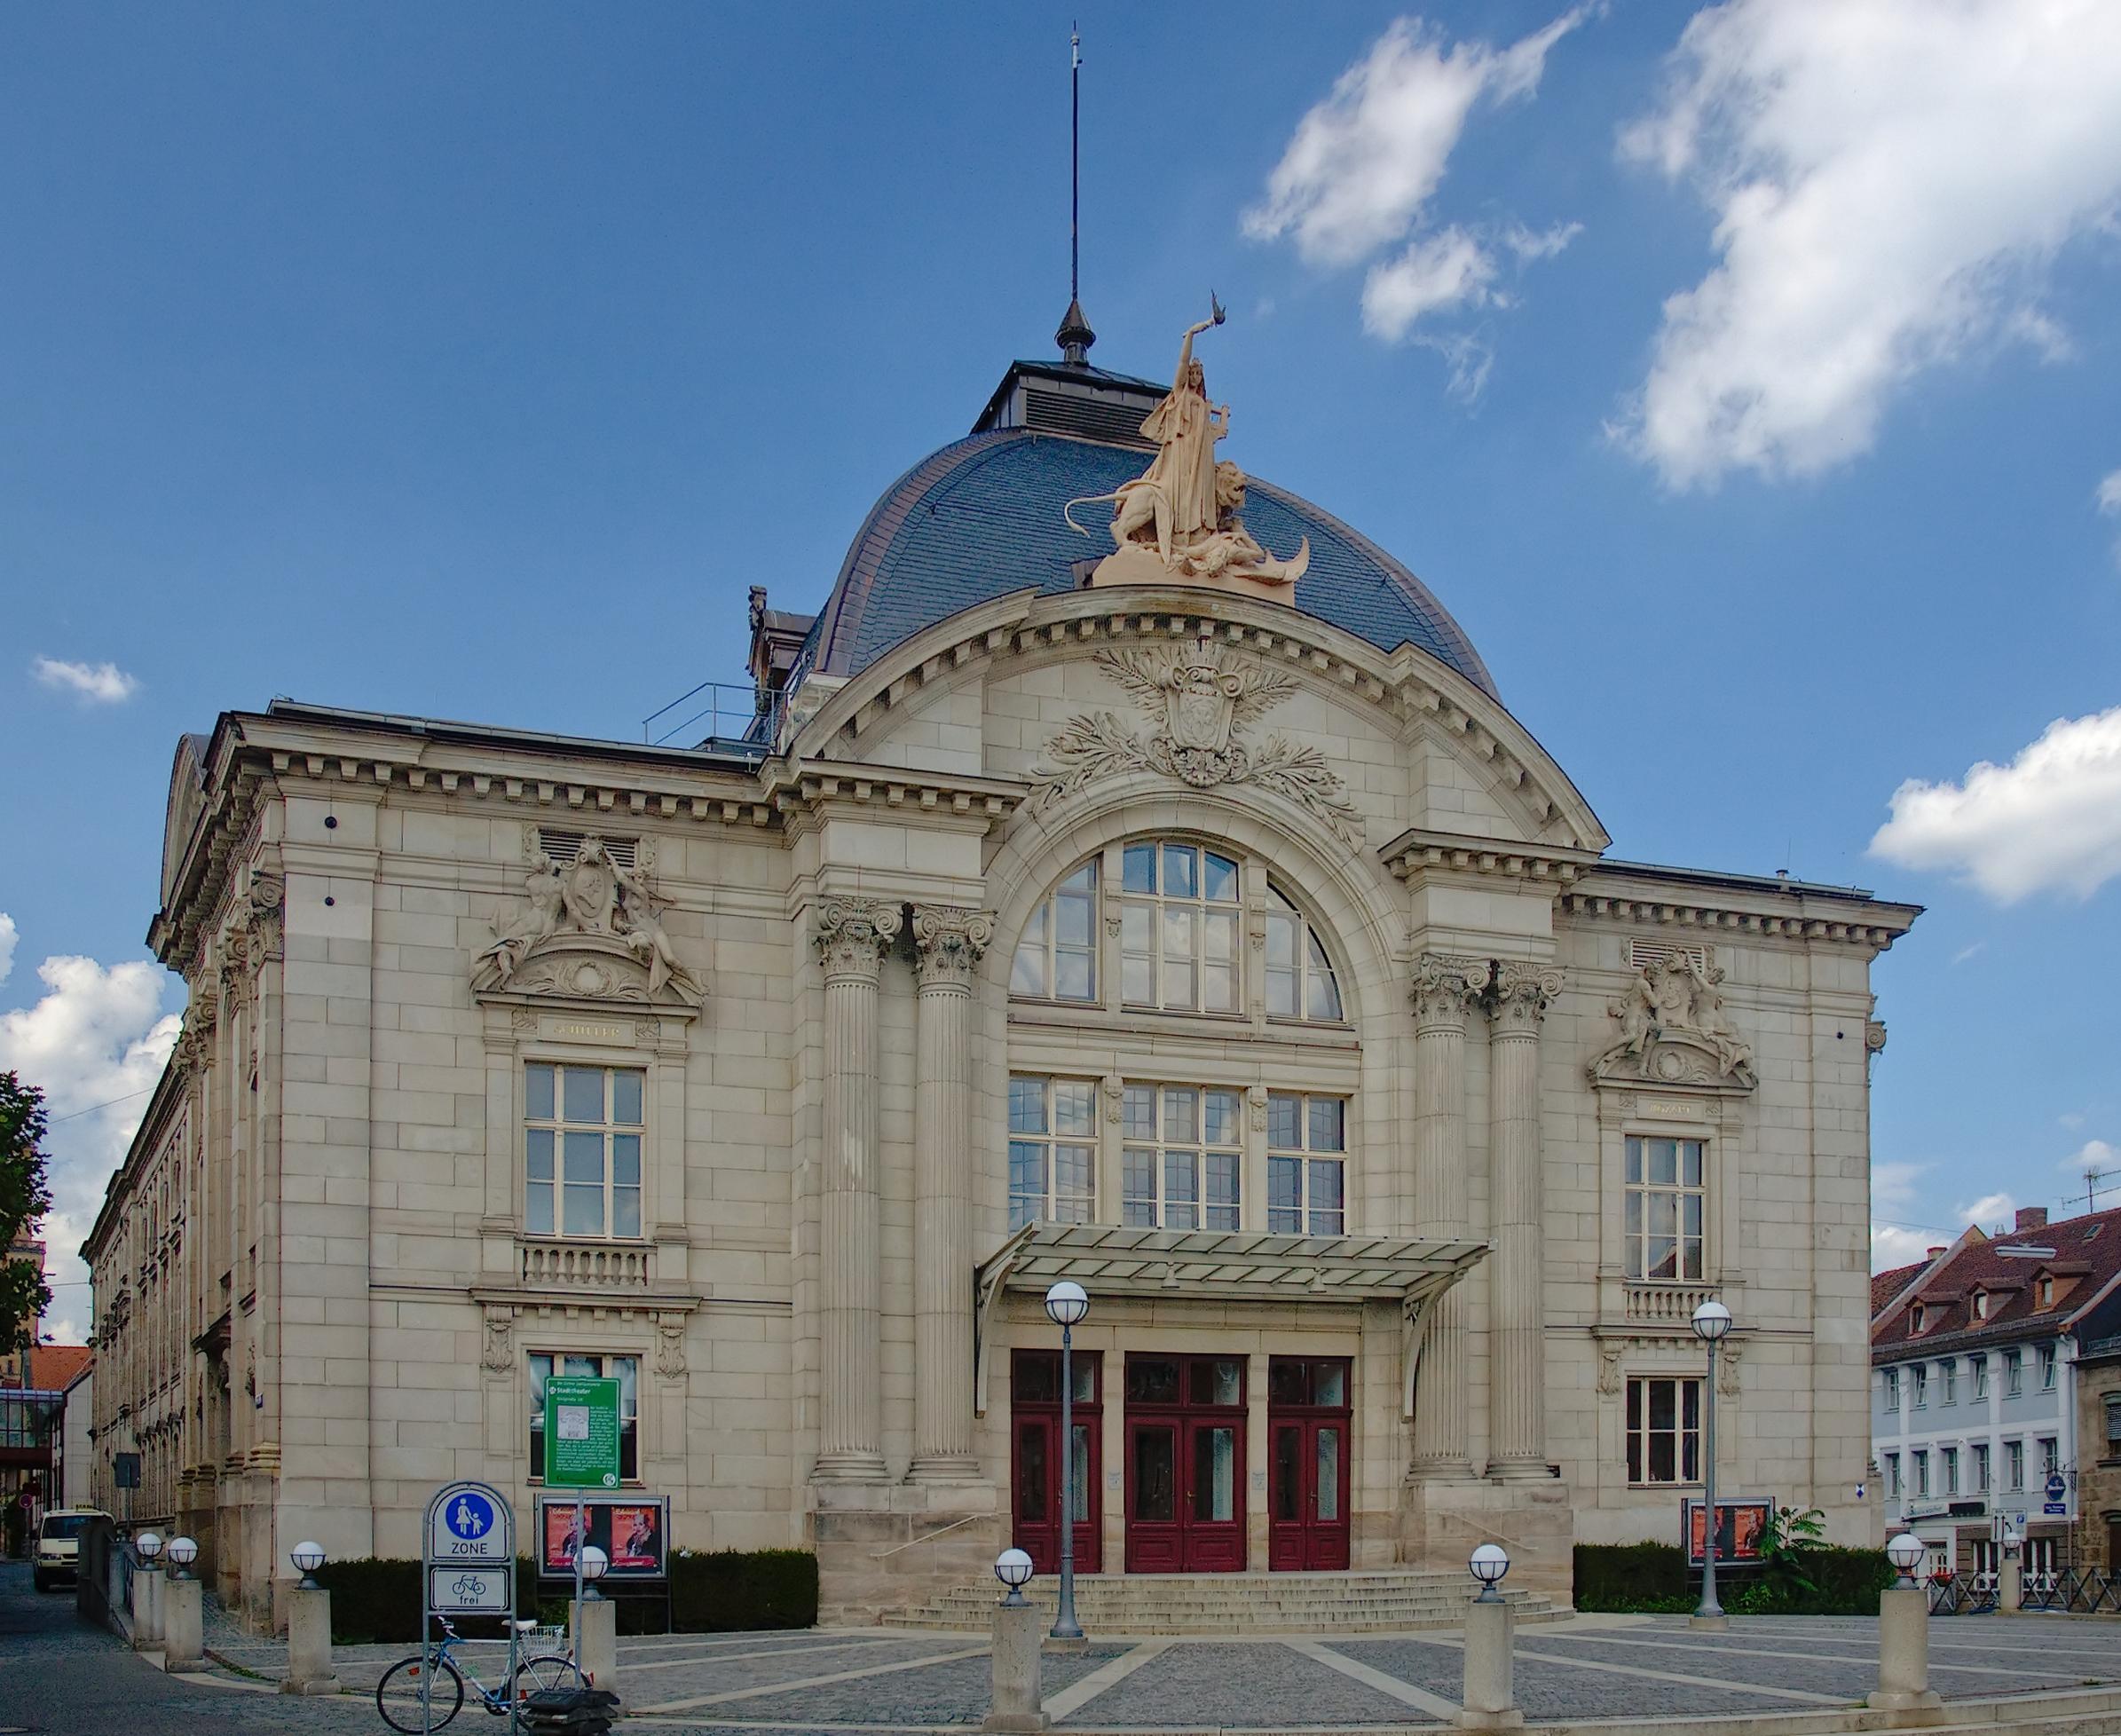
537,828,636,869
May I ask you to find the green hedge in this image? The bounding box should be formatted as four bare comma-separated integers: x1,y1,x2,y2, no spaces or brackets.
316,1549,818,1644
1573,1542,1895,1615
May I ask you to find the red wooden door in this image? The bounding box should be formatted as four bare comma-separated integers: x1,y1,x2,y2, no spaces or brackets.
1123,1354,1246,1573
1010,1351,1100,1574
1266,1357,1352,1571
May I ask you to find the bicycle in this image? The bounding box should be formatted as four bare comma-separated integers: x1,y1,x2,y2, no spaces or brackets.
375,1614,583,1732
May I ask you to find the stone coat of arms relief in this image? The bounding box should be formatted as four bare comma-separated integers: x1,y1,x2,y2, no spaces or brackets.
1032,643,1363,843
1589,952,1755,1090
471,833,704,1007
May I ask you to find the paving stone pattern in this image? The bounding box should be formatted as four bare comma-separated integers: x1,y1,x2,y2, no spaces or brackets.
1077,1640,1419,1729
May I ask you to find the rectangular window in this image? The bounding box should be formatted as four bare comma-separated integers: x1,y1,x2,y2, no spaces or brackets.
2005,1440,2024,1490
1883,1369,1900,1410
1120,842,1242,1014
2106,1394,2121,1451
1121,1083,1242,1230
1912,1366,1928,1409
2006,1350,2023,1396
2038,1436,2059,1478
1943,1446,1959,1495
1007,1077,1097,1230
1972,1354,1989,1400
1266,1093,1347,1236
524,1063,643,1240
1912,1449,1929,1496
1624,1136,1706,1281
1884,1452,1900,1497
1941,1359,1957,1404
2038,1345,2057,1390
527,1353,639,1481
1973,1442,1991,1492
1625,1376,1701,1486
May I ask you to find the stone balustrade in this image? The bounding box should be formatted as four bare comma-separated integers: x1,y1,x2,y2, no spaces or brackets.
519,1238,653,1290
1624,1282,1719,1324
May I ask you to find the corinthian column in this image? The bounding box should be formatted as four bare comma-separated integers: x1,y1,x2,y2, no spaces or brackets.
1407,953,1486,1479
907,905,993,1481
813,896,903,1481
1486,962,1563,1480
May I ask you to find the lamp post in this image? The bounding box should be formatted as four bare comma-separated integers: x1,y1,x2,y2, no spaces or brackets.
579,1544,610,1601
1691,1299,1733,1627
1044,1280,1089,1645
1461,1543,1518,1730
290,1541,327,1591
994,1547,1035,1608
165,1536,199,1580
1469,1543,1510,1602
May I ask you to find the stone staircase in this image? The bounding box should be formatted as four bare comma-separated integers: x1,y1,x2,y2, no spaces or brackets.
881,1568,1559,1634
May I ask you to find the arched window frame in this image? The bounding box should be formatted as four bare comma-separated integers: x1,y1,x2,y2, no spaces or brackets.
1008,835,1350,1030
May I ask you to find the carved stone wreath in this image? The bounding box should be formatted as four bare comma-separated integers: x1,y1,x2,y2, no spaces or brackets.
1032,645,1362,843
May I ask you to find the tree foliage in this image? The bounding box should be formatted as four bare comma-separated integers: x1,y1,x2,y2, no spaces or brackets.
0,1072,54,1357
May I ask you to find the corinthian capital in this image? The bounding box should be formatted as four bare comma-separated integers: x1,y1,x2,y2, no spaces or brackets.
814,897,904,982
910,905,996,990
1409,953,1489,1027
1487,961,1564,1033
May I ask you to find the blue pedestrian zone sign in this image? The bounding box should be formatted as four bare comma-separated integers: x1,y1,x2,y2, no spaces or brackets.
424,1480,513,1567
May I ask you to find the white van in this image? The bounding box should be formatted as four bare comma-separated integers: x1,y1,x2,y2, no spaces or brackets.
34,1508,108,1593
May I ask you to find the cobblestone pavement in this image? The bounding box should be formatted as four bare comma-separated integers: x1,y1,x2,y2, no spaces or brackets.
43,1571,2121,1734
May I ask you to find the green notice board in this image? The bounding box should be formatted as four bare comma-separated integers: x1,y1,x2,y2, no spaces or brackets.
543,1376,622,1489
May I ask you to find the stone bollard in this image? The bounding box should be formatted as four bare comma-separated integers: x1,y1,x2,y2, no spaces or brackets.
572,1596,619,1699
1999,1554,2023,1614
162,1574,203,1671
1867,1583,1945,1725
983,1598,1049,1733
281,1584,342,1695
131,1566,162,1649
1459,1594,1525,1732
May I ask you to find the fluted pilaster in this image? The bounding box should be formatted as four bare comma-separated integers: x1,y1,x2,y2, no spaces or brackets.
1486,962,1562,1480
813,896,903,1481
1407,953,1486,1479
908,904,993,1481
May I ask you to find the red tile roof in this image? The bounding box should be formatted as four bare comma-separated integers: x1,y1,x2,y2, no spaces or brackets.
1872,1259,1930,1320
25,1344,91,1392
1873,1203,2121,1361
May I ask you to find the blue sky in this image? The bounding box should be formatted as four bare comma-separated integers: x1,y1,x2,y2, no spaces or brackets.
4,2,2119,1333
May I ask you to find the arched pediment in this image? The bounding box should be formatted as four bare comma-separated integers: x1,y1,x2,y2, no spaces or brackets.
785,586,1608,855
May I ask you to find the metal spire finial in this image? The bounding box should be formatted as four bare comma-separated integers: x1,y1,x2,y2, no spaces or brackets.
1057,26,1096,367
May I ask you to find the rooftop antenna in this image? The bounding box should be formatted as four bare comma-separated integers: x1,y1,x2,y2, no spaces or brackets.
1056,25,1096,367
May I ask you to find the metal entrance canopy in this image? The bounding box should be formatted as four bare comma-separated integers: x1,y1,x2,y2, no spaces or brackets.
973,1221,1489,1416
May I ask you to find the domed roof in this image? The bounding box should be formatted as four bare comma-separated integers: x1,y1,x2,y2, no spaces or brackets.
809,424,1495,698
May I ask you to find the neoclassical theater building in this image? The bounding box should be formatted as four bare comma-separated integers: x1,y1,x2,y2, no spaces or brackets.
85,312,1916,1620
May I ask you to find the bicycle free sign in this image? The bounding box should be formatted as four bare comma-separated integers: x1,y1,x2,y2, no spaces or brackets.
542,1375,622,1489
423,1480,514,1614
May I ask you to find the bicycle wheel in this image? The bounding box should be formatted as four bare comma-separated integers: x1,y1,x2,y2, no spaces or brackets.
511,1651,587,1700
375,1653,466,1732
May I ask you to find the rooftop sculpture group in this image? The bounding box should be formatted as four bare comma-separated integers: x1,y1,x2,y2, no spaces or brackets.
1066,298,1311,599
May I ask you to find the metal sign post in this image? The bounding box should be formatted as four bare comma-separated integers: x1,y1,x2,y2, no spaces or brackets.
423,1481,516,1734
541,1376,620,1683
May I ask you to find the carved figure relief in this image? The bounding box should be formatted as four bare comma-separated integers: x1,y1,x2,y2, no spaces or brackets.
1033,643,1362,842
472,834,703,1007
1591,953,1755,1090
655,1313,689,1380
1063,301,1311,598
481,1307,513,1375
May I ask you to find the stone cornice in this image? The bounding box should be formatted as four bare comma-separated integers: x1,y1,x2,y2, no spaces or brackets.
1384,830,1598,888
761,759,1024,825
790,586,1607,853
1563,885,1917,951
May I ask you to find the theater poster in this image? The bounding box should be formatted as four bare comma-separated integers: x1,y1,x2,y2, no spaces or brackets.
1683,1496,1772,1567
535,1492,669,1579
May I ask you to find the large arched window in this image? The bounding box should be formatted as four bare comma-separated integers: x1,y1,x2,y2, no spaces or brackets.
1010,837,1346,1026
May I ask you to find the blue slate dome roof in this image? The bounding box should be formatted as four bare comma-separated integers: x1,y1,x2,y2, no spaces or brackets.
808,418,1495,699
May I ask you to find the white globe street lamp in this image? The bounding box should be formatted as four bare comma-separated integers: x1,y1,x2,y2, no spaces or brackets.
994,1547,1035,1609
1043,1280,1090,1644
135,1530,163,1565
580,1543,610,1601
1469,1543,1510,1604
1886,1532,1928,1590
1691,1299,1734,1625
166,1536,199,1580
290,1541,327,1591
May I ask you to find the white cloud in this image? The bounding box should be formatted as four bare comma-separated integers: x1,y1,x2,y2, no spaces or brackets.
1870,706,2121,901
2062,1138,2119,1174
2061,1111,2086,1130
0,951,180,1343
1617,0,2121,488
1872,1224,1934,1272
32,655,138,704
2099,470,2121,516
1870,1161,1934,1272
1950,941,1985,966
0,914,14,988
1245,11,1586,367
1959,1191,2017,1234
1362,226,1502,339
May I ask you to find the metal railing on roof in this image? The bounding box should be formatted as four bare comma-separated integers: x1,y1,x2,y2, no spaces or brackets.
640,680,768,750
